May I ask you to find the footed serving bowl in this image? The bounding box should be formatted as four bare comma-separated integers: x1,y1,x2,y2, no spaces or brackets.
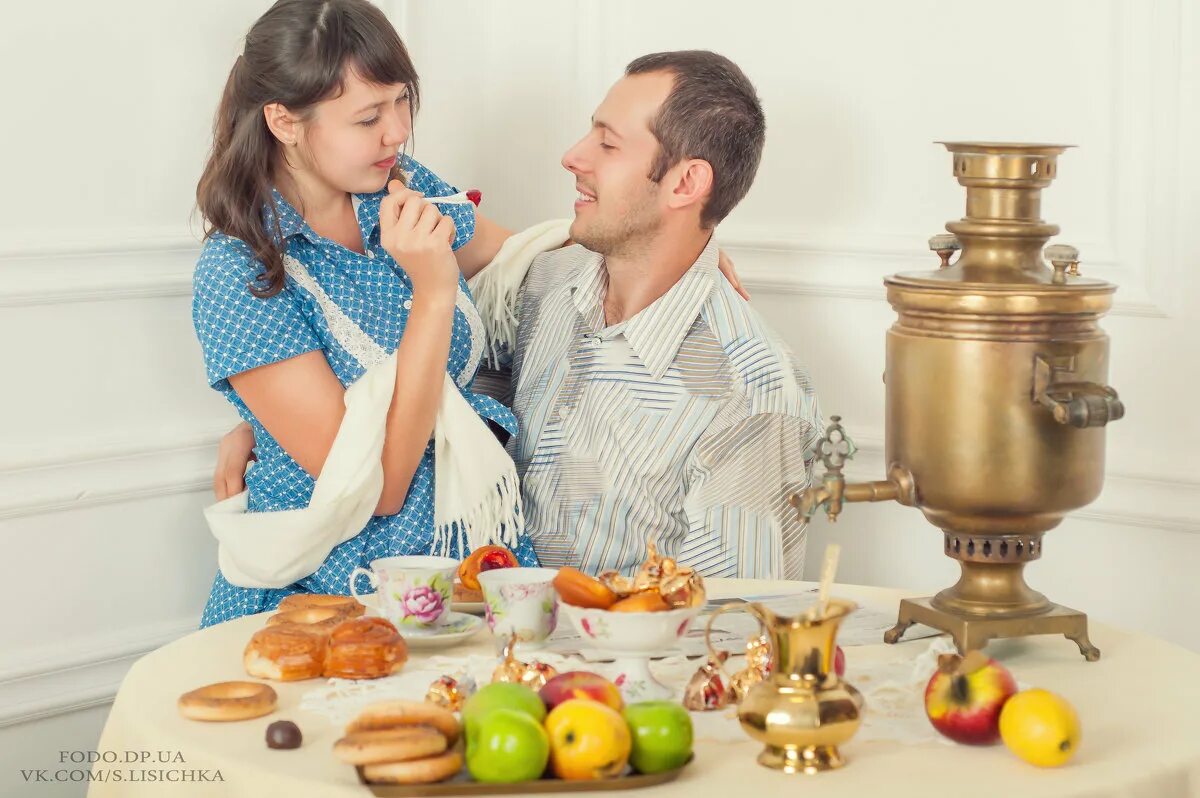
561,603,703,702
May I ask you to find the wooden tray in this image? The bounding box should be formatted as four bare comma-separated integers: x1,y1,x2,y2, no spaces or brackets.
356,755,693,796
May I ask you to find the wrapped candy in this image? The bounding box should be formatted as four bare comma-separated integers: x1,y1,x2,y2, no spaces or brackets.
631,541,667,593
683,651,734,711
660,568,705,609
491,632,528,683
519,661,558,692
729,634,773,702
425,674,476,711
491,632,559,689
598,569,636,596
596,540,706,610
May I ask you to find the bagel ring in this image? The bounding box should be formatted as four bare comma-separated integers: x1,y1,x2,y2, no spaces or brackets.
361,750,463,785
345,699,460,744
178,681,277,722
333,726,447,766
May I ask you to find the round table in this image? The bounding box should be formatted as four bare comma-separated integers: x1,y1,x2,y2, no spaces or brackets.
87,580,1200,797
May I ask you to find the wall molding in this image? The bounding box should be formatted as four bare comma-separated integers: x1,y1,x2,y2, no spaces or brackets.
0,245,198,309
0,231,200,260
833,431,1199,536
587,0,1183,321
0,424,231,520
722,234,1169,319
0,616,197,728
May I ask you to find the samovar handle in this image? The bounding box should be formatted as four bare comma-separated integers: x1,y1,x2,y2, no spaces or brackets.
1033,354,1126,428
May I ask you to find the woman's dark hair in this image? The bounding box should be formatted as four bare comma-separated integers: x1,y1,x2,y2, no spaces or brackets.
197,0,419,297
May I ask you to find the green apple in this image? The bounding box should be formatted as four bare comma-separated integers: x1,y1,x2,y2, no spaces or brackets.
622,701,693,774
462,682,547,731
465,708,550,783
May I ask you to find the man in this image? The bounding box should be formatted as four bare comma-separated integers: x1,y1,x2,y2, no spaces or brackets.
214,50,821,580
502,51,820,580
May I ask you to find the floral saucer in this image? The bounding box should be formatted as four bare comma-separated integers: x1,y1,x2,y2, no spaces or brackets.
365,606,484,649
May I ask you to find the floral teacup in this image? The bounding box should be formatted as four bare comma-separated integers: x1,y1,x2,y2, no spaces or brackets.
479,567,559,650
350,555,457,630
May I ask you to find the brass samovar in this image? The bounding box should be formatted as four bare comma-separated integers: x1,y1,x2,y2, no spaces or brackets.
795,142,1124,661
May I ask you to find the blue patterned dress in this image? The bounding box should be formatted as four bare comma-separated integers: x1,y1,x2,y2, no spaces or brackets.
192,156,539,628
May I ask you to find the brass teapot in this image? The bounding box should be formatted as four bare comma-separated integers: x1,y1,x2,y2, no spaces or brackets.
706,599,863,773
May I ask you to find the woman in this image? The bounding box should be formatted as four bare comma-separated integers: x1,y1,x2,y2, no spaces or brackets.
193,0,540,627
196,0,750,627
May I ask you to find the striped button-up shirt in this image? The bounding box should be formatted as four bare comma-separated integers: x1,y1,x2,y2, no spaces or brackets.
502,238,822,580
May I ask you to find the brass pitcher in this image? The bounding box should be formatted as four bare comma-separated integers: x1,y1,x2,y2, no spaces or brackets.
706,599,863,774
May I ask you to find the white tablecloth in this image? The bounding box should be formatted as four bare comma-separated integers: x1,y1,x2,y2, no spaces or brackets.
87,580,1200,797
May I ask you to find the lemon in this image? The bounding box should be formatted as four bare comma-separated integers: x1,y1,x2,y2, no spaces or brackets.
998,689,1081,767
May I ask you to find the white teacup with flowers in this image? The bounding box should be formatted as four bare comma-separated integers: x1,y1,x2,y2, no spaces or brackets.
479,567,559,651
350,555,457,631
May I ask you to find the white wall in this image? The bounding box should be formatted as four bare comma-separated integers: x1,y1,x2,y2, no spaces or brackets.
0,1,272,794
403,0,1200,649
1,0,1196,794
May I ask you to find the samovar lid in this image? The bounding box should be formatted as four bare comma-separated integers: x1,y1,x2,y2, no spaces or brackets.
887,267,1113,289
885,270,1116,317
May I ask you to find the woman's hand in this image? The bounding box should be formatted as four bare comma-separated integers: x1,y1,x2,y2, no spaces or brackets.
379,180,459,299
717,247,750,300
214,421,256,500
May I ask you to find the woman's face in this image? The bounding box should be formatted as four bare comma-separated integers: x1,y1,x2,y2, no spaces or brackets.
294,68,412,196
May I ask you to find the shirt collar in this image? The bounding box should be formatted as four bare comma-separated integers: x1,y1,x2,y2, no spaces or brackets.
351,187,388,237
568,236,720,380
262,188,308,243
567,249,609,331
262,186,388,246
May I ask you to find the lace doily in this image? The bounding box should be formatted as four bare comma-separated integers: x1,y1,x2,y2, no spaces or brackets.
299,637,992,747
298,650,685,727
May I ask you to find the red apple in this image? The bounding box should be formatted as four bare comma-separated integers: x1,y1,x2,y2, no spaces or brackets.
924,651,1017,745
539,671,623,712
834,645,846,678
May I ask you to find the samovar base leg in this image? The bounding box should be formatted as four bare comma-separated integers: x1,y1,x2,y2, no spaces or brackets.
883,606,916,644
883,597,1101,661
1064,624,1101,662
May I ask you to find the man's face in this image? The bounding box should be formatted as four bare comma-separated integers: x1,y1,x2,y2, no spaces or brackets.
561,72,674,257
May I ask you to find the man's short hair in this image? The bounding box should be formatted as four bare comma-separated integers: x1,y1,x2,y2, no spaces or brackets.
625,50,765,228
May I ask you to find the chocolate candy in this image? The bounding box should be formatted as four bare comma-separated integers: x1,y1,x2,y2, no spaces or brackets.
265,720,302,749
